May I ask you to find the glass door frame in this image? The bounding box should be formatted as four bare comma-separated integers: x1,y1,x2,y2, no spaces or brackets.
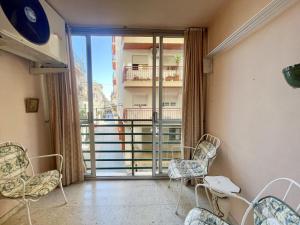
72,28,184,178
151,35,184,177
86,35,96,177
152,35,165,176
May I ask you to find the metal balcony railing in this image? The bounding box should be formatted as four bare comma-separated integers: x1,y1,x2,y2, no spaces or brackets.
123,108,182,120
80,118,182,176
123,66,183,82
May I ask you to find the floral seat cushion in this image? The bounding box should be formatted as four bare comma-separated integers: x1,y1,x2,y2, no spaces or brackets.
168,141,217,179
0,143,29,181
254,196,300,225
0,170,60,198
193,141,217,161
185,197,300,225
168,159,208,179
184,208,230,225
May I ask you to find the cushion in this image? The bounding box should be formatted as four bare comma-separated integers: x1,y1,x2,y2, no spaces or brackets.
0,142,29,183
254,196,300,225
168,159,208,179
194,141,217,161
0,170,60,198
184,208,230,225
168,140,217,179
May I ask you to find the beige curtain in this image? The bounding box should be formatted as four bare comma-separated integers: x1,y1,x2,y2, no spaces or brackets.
182,28,208,160
46,27,85,185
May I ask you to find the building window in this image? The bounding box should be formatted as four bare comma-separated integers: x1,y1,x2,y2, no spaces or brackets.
133,103,147,107
163,95,177,107
132,55,148,70
163,101,177,107
133,95,148,107
169,128,181,141
163,55,176,66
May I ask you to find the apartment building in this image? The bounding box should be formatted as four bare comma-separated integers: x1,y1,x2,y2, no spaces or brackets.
111,36,184,173
112,36,184,121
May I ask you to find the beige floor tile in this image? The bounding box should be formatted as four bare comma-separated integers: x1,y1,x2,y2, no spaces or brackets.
2,180,210,225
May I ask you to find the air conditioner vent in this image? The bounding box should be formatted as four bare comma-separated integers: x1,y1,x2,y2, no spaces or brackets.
0,0,67,67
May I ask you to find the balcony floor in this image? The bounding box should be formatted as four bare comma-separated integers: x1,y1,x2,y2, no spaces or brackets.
3,180,211,225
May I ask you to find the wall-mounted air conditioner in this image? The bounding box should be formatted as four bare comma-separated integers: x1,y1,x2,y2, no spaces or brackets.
0,0,68,67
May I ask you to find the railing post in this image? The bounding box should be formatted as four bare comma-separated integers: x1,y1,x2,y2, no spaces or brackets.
131,120,135,176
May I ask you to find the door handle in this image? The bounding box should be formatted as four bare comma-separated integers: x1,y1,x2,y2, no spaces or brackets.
88,111,93,124
153,111,158,122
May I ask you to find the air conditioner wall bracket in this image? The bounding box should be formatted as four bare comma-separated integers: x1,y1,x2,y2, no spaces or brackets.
29,62,69,75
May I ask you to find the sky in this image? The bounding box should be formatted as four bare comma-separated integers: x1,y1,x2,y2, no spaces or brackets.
72,36,113,99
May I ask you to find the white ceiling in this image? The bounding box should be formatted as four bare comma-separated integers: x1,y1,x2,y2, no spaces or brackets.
46,0,227,29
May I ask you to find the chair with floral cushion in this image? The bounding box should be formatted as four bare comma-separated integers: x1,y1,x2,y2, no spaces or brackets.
0,142,67,225
168,133,221,214
186,178,300,225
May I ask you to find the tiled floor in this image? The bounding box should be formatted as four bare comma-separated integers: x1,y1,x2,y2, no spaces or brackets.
3,180,211,225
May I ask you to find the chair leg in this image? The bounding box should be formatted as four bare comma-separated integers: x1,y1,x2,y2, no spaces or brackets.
25,200,33,225
175,178,184,215
168,178,172,188
205,186,213,210
59,179,68,204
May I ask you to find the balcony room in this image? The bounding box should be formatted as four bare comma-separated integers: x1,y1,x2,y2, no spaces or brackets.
0,0,300,225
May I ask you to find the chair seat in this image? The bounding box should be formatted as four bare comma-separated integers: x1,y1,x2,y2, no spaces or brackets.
254,196,300,225
0,170,60,198
168,159,208,179
184,208,230,225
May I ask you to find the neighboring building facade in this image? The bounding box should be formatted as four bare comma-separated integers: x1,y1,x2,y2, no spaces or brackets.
112,36,184,174
75,62,110,120
112,36,184,121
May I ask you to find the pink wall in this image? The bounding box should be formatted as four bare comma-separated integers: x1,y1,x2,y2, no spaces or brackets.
208,0,271,51
0,51,53,218
207,1,300,223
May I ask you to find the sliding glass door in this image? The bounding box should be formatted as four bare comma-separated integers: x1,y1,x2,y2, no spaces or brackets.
72,33,184,178
152,36,184,176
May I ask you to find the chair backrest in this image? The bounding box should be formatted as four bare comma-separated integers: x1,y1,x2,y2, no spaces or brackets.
192,178,299,225
241,178,300,225
192,134,221,168
253,196,299,225
0,142,29,184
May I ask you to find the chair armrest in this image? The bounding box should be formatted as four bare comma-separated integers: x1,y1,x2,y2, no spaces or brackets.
195,183,250,207
170,146,196,159
179,159,199,167
29,154,63,174
0,177,26,199
173,146,196,150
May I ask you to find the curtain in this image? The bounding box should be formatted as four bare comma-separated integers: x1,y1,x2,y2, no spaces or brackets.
182,28,208,160
46,27,85,185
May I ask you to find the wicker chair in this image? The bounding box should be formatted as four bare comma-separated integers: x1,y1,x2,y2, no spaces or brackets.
187,178,300,225
0,142,67,225
168,133,221,214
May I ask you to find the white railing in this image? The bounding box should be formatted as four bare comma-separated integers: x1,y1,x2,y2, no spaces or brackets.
124,108,182,120
123,66,183,82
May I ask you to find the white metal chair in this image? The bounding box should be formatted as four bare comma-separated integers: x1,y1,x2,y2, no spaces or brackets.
0,142,68,225
188,177,300,225
168,133,221,214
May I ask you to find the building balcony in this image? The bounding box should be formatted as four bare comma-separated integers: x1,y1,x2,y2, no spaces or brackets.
122,37,184,50
123,66,183,87
123,107,182,120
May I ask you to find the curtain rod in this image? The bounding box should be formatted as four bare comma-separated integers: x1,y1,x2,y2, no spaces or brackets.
186,27,207,31
70,26,185,36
